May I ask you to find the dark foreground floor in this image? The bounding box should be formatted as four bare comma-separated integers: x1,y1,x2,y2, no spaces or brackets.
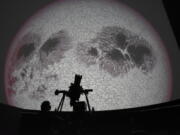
1,99,180,135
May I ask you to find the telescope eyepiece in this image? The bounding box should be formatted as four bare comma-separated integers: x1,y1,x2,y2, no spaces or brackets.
55,89,60,95
84,89,93,93
55,90,68,95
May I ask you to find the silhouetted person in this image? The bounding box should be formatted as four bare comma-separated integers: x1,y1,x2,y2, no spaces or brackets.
40,100,67,135
41,100,51,112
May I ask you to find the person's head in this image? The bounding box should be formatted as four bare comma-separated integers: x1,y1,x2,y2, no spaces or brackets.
41,100,51,112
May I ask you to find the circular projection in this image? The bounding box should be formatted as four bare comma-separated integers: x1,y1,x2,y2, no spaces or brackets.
5,0,172,111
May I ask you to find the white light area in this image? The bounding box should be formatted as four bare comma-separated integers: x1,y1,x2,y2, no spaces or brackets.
11,43,169,111
8,0,171,111
16,0,159,47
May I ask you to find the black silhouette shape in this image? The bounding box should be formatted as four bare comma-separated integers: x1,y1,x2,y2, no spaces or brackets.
54,74,93,112
41,100,51,112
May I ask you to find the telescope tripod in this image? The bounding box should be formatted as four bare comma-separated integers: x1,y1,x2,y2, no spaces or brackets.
56,92,66,112
55,90,92,112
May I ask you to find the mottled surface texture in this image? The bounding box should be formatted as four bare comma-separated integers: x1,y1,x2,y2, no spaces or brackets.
39,30,72,68
16,32,41,61
17,43,35,59
76,26,155,77
5,0,171,111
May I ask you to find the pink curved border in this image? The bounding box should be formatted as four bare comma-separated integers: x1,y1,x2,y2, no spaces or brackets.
4,0,63,105
4,0,173,106
115,0,173,101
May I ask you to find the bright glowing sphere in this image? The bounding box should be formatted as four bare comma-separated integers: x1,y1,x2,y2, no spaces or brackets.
5,0,172,111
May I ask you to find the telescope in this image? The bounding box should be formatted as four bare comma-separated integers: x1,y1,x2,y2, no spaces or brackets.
54,89,93,96
54,74,93,112
54,90,68,96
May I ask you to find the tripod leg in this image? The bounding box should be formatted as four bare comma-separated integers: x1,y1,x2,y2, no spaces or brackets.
85,94,91,112
57,94,65,111
60,95,65,111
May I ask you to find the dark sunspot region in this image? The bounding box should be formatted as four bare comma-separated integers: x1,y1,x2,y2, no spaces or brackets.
88,47,99,57
39,30,72,68
106,48,125,62
6,0,171,111
17,43,35,59
96,26,131,51
115,33,127,50
127,44,155,72
40,37,60,56
76,25,156,77
16,32,41,61
76,42,100,66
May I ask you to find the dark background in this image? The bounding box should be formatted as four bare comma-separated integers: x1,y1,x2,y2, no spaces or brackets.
0,0,179,105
